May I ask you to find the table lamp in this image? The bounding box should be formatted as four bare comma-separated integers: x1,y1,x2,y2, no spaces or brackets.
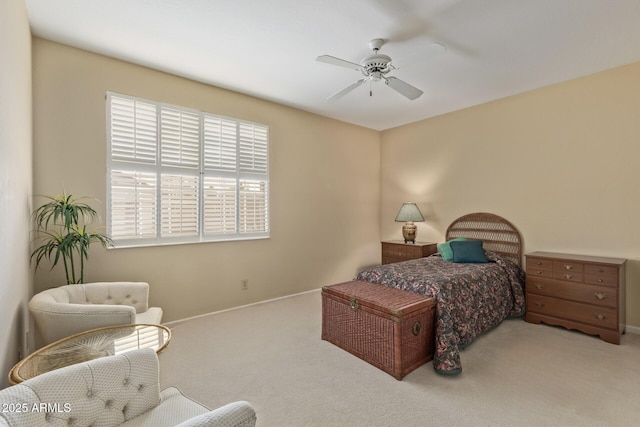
394,202,424,244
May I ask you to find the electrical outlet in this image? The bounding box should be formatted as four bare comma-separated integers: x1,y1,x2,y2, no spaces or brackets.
241,279,249,290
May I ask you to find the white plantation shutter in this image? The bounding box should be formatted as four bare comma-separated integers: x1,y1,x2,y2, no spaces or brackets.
110,97,157,164
161,174,200,237
239,122,268,173
160,107,200,168
203,177,237,235
110,170,157,240
107,92,269,247
239,179,269,233
204,116,237,172
238,122,269,235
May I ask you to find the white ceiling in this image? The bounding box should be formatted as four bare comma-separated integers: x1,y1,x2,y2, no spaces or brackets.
25,0,640,131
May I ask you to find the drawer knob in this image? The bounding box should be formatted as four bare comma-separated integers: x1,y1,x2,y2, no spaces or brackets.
595,313,608,321
594,292,607,300
598,279,604,283
534,301,544,309
536,261,542,265
564,274,572,279
536,270,542,275
535,283,544,290
564,264,573,270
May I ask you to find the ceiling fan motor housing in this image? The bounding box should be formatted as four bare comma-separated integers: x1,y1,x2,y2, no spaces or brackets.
360,54,392,77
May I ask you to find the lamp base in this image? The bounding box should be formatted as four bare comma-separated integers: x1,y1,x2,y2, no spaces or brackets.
402,222,417,244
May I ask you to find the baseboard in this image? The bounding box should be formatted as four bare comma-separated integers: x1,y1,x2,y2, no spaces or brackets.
626,325,640,335
164,288,321,327
164,291,640,336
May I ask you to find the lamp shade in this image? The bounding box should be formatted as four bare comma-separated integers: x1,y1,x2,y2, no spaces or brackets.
394,203,425,223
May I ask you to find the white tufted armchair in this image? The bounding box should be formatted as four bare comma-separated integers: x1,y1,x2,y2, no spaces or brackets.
29,282,163,345
0,348,257,427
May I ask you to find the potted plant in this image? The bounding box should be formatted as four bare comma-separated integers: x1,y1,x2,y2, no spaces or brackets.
31,190,113,284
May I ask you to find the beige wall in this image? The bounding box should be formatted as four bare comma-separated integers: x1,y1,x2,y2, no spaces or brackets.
0,0,33,386
381,61,640,328
32,38,381,323
29,35,640,337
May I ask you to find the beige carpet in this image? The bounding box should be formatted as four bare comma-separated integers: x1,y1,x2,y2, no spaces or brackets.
159,290,640,427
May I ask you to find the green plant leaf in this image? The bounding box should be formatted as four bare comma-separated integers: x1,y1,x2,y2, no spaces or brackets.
31,190,113,284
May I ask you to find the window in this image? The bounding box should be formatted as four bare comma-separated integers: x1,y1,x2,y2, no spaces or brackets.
107,92,269,247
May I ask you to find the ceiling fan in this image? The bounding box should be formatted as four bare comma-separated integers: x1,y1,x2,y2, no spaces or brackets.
317,38,429,101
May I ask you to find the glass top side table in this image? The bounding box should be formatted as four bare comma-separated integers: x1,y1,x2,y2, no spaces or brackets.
9,323,171,385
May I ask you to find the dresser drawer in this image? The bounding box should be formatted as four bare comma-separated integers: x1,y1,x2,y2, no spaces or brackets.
585,264,619,287
552,270,583,282
382,244,407,259
526,278,617,308
382,244,422,260
526,258,553,270
404,245,425,258
553,260,584,274
526,294,617,330
527,267,553,278
552,260,583,282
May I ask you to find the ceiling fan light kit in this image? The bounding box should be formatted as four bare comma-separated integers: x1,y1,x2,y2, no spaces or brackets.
317,38,425,101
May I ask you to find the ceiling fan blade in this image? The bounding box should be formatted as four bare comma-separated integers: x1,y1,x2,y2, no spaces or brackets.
316,55,362,71
327,79,366,101
423,42,446,59
384,76,424,100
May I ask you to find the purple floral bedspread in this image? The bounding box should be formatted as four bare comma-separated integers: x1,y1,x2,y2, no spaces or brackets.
355,252,525,375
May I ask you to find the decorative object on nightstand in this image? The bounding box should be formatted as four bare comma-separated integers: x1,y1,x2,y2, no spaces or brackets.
525,251,626,344
381,241,437,264
394,202,425,243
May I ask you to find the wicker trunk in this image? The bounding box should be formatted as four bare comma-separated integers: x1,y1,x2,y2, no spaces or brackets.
322,280,436,380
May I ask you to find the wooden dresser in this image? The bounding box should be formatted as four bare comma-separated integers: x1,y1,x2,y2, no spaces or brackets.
525,251,626,344
381,241,437,265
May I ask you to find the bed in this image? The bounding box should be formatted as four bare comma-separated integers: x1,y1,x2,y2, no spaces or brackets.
355,212,526,375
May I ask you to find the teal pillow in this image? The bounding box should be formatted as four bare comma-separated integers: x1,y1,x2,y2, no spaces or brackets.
437,237,467,262
450,240,488,263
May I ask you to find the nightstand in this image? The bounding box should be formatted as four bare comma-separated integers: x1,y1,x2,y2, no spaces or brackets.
381,241,437,265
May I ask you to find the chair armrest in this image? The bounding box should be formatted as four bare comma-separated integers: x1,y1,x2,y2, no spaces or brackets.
29,300,137,316
174,401,257,427
30,302,136,343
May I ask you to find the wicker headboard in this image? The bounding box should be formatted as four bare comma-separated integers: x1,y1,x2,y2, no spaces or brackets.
445,212,523,267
